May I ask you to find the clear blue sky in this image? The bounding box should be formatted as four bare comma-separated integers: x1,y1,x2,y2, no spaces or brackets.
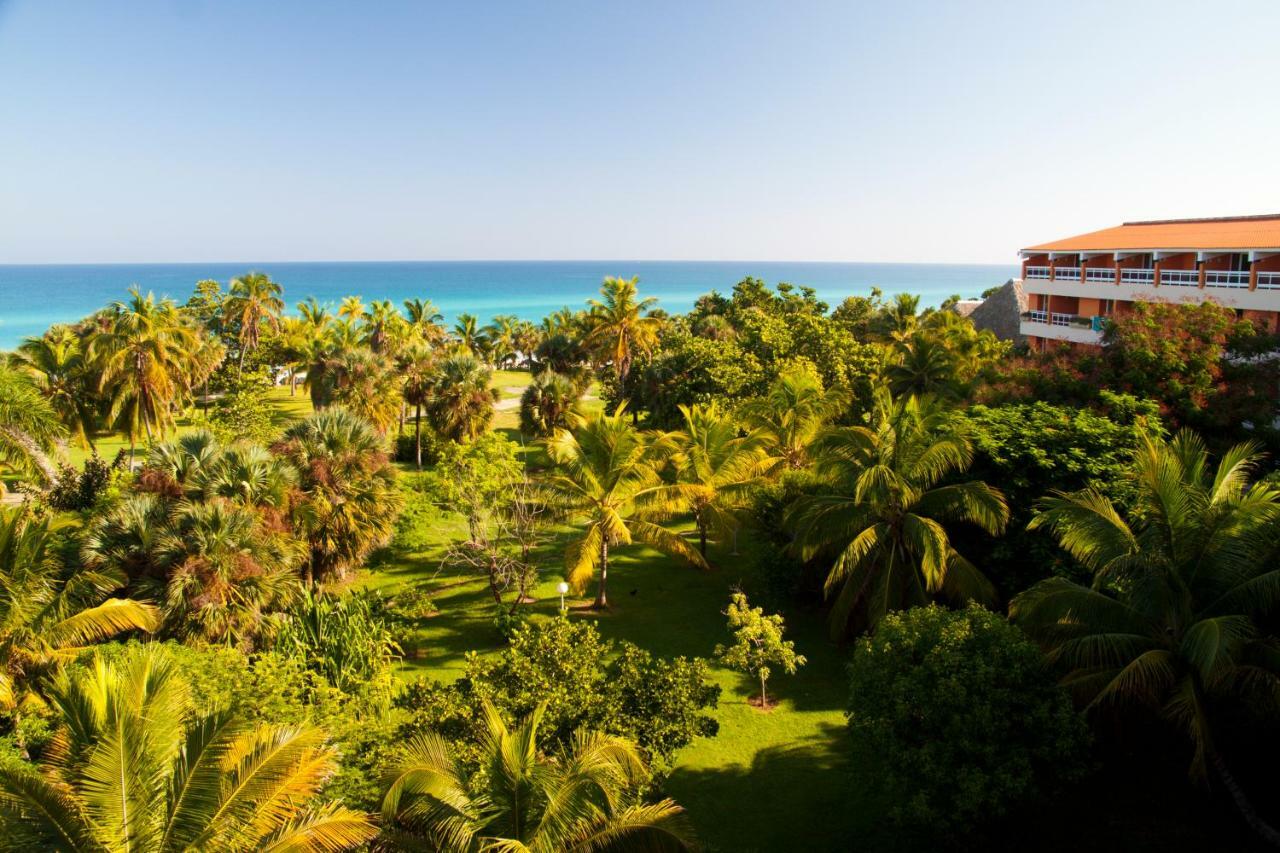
2,0,1277,264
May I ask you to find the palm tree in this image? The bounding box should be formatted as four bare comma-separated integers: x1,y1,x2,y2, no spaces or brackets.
787,393,1008,637
338,295,366,322
381,700,693,852
583,276,662,386
276,408,403,586
542,408,706,609
404,298,447,347
519,370,581,438
740,367,846,473
10,326,98,450
886,332,961,400
153,499,300,647
0,645,375,851
226,271,285,373
330,347,403,435
484,314,521,368
298,296,333,328
89,288,201,462
399,343,437,469
671,402,768,557
362,299,403,355
454,312,482,356
0,507,158,713
425,354,500,443
0,366,64,487
1012,431,1280,834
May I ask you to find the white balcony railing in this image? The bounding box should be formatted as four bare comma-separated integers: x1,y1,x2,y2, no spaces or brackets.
1205,270,1251,289
1026,309,1048,323
1026,266,1050,279
1053,266,1081,281
1085,268,1116,282
1050,312,1073,327
1120,268,1156,284
1161,269,1199,287
1257,272,1280,290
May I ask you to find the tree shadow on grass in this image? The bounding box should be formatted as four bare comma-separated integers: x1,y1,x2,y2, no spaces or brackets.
665,722,868,853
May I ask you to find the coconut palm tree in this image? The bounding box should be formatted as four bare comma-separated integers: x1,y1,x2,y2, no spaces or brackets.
1012,431,1280,836
670,402,768,557
0,645,375,851
381,700,694,852
226,271,285,373
583,276,662,386
425,354,500,443
483,314,521,368
399,343,437,470
886,332,962,400
403,298,447,347
454,312,482,357
338,295,366,322
519,370,582,438
787,393,1008,637
298,296,333,329
330,347,403,435
362,299,403,355
0,366,64,487
542,408,706,609
276,408,402,586
0,507,158,713
89,288,201,461
740,367,846,473
10,326,98,450
532,333,589,387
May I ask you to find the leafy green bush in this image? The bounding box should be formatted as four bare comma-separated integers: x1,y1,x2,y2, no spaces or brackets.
44,454,120,512
274,588,401,696
205,367,279,445
846,605,1088,834
397,617,719,774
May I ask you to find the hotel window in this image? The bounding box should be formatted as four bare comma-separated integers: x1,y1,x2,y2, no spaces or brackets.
1231,253,1250,272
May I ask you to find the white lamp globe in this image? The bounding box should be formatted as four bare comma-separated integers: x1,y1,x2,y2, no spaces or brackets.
556,581,570,595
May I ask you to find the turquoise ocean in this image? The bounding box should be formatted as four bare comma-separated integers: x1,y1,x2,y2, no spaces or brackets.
0,261,1016,350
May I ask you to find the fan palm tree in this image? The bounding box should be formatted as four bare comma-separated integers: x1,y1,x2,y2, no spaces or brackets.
152,499,300,647
0,366,64,487
542,408,706,609
1012,431,1280,831
787,393,1008,637
740,367,847,473
381,700,694,852
0,507,158,713
89,288,201,462
276,408,403,586
362,299,403,355
226,271,285,373
670,402,768,557
425,354,499,443
10,326,99,450
519,370,582,438
0,645,375,851
583,276,662,386
399,343,437,469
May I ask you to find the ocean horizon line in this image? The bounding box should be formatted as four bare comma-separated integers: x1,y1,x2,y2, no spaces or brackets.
0,258,1015,269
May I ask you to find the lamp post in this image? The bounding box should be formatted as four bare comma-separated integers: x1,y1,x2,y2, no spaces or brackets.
557,581,570,614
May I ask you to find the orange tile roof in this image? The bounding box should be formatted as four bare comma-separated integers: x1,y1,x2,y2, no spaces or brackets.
1022,214,1280,253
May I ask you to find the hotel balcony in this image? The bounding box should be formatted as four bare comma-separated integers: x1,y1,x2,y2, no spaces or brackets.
1022,264,1280,310
1019,310,1104,345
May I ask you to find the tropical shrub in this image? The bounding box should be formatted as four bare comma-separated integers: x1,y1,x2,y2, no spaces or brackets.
205,365,279,445
275,588,401,695
397,618,719,773
846,605,1088,833
43,453,120,512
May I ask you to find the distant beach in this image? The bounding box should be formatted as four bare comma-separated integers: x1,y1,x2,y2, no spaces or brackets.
0,260,1016,349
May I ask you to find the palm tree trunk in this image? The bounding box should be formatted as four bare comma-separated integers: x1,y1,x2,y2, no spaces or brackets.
760,671,768,708
1211,749,1280,846
414,404,423,470
594,538,609,609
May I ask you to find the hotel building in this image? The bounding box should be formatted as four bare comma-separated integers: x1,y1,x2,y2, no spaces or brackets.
1018,214,1280,350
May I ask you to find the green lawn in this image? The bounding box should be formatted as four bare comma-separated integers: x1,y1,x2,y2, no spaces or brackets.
360,362,868,851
